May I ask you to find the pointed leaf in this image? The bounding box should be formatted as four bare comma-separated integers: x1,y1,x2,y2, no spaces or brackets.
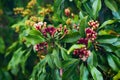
107,54,120,72
61,32,81,43
80,63,89,80
89,65,103,80
99,20,117,30
104,0,118,12
52,49,61,68
92,0,101,19
79,16,88,37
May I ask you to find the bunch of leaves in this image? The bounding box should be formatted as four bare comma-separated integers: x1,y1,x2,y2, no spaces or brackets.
6,0,120,80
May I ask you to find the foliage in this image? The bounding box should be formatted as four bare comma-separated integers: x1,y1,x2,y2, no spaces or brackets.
0,0,120,80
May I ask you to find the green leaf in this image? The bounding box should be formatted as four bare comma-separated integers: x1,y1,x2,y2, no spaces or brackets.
62,59,79,80
83,3,93,18
67,44,85,54
82,0,88,3
0,37,5,53
79,16,88,37
74,0,81,10
25,35,45,45
111,54,120,69
31,59,47,80
113,71,120,80
97,54,110,72
79,11,84,19
46,54,54,69
112,11,120,19
53,69,61,80
80,63,89,80
38,73,46,80
87,51,98,67
6,41,18,56
98,20,117,30
29,30,43,37
98,44,118,52
11,17,28,28
89,65,103,80
21,49,32,73
52,49,61,68
112,39,120,47
115,49,120,58
107,54,120,72
97,35,118,44
54,0,65,21
104,0,118,12
0,70,12,80
87,39,92,49
62,59,78,68
92,0,101,19
8,48,26,75
61,48,69,60
61,32,81,43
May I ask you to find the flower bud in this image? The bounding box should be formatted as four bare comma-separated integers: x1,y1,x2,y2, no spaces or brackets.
65,8,70,16
88,20,99,29
77,38,88,46
85,28,97,41
73,47,91,61
34,22,43,30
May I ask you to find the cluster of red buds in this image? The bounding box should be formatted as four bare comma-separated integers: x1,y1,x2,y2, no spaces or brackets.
33,22,69,54
73,20,99,61
73,47,91,61
88,20,99,30
34,22,57,38
77,38,88,46
57,24,69,39
41,26,57,37
34,21,45,30
34,22,68,39
34,42,48,51
85,28,97,41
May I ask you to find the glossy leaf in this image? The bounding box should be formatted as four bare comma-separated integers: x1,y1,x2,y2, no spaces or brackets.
107,54,120,72
89,65,103,80
52,49,61,68
79,16,88,37
21,49,32,73
97,35,118,44
61,32,81,43
62,59,79,80
6,41,18,56
92,0,101,19
29,30,43,37
104,0,118,12
98,44,118,52
83,3,93,17
111,54,120,68
8,48,26,75
87,51,98,67
61,48,69,60
46,54,54,69
80,63,89,80
25,35,45,45
99,20,117,30
115,49,120,58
